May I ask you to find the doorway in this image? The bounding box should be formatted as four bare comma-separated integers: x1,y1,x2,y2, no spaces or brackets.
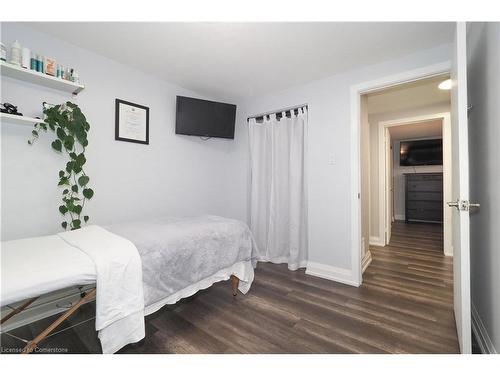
354,73,459,353
356,73,452,281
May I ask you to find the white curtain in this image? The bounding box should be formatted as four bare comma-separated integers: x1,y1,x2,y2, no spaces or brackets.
248,107,308,270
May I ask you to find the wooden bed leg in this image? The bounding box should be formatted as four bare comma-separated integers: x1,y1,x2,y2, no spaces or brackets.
1,296,39,324
230,275,239,296
21,288,96,354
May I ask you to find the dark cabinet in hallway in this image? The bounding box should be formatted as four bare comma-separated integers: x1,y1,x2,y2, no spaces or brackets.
404,172,443,223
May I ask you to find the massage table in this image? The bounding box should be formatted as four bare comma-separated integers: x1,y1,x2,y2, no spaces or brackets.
1,215,256,353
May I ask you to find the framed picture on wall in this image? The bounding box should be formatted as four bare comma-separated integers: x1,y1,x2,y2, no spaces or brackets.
115,99,149,144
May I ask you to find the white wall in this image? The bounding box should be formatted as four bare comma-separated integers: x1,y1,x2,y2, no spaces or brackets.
1,23,248,240
240,43,452,276
392,139,443,221
467,22,500,353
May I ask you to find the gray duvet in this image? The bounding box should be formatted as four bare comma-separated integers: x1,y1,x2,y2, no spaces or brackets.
105,215,255,311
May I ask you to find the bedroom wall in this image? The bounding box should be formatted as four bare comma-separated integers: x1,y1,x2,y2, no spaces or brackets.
1,23,248,240
467,22,500,354
239,43,452,281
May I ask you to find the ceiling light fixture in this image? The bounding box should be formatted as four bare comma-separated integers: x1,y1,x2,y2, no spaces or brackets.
438,79,452,90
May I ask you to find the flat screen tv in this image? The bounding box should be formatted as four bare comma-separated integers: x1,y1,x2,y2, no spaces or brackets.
400,139,443,166
175,96,236,139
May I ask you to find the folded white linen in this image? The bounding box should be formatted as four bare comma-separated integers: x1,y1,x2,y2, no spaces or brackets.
58,225,145,354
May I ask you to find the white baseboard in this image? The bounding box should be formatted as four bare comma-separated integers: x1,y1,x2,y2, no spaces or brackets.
362,250,372,273
369,236,385,247
306,261,360,287
471,303,497,354
395,214,405,221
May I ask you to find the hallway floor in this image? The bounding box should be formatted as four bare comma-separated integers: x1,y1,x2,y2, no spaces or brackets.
365,220,459,352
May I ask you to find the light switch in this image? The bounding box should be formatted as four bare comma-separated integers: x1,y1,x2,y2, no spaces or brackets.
328,153,336,165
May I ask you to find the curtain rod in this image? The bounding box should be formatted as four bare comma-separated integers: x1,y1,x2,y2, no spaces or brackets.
247,104,308,121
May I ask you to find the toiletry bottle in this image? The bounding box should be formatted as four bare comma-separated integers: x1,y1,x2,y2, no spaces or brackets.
30,51,36,70
10,40,22,66
72,70,80,84
36,54,40,72
22,47,30,69
0,43,6,62
40,56,44,73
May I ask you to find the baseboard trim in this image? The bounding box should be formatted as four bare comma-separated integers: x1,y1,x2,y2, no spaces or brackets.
306,262,360,287
394,214,405,221
362,250,372,273
471,303,497,354
369,236,385,247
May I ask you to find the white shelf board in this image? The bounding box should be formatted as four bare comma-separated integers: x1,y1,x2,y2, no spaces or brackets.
0,61,85,95
0,113,44,126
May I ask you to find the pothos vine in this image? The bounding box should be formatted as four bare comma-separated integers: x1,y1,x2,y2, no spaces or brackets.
29,102,94,230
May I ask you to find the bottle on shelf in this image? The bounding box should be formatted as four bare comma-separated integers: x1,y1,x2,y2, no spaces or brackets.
10,40,22,66
30,51,37,70
21,47,30,69
0,43,6,62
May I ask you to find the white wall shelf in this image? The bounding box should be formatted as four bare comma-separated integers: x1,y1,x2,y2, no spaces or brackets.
0,61,85,95
0,113,43,126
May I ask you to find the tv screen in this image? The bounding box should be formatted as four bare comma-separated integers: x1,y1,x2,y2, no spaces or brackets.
400,139,443,166
175,96,236,139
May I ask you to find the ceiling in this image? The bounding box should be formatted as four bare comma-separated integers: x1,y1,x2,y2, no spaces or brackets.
27,22,454,100
366,75,451,115
389,119,442,141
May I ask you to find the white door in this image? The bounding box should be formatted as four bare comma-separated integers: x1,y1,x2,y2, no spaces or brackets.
449,22,472,354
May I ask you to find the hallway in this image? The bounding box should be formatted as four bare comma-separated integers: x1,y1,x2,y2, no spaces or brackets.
365,220,459,352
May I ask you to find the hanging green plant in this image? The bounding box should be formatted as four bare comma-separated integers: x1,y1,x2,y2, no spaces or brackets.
29,102,93,230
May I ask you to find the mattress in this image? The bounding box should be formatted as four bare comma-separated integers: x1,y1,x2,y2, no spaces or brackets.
1,215,255,311
1,235,96,306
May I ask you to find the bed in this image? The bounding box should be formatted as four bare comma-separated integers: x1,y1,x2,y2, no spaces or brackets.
1,215,256,353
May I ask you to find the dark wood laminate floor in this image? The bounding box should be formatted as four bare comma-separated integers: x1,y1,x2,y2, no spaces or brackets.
1,221,459,354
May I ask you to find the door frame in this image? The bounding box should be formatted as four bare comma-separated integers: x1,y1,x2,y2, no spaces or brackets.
350,61,451,285
377,113,453,256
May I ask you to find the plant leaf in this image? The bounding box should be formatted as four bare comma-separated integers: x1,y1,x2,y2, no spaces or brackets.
78,175,90,187
63,136,74,151
76,153,86,166
56,127,66,140
59,205,68,214
58,177,69,186
72,219,81,229
51,139,62,152
84,215,89,223
83,188,94,199
71,184,78,193
61,221,68,229
63,189,69,194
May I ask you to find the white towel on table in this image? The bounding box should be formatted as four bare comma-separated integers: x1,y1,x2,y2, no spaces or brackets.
58,225,145,353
